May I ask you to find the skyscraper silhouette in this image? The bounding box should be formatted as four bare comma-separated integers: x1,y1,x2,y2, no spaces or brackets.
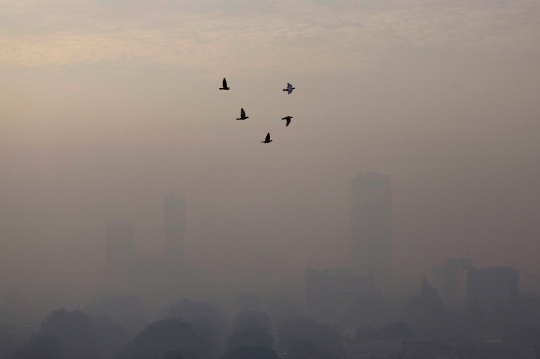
351,172,391,289
164,192,186,270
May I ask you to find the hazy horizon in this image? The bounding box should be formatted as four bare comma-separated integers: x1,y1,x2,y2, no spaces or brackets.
1,0,539,293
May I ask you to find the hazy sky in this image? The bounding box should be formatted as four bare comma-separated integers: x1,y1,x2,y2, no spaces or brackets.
0,0,539,289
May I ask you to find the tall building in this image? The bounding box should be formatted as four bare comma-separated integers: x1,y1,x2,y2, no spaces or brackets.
105,222,135,277
164,192,186,270
351,172,392,288
433,258,473,311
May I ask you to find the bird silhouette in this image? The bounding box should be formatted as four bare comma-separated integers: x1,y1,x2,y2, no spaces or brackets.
219,78,230,90
236,108,249,120
283,83,295,94
261,133,272,143
282,116,293,127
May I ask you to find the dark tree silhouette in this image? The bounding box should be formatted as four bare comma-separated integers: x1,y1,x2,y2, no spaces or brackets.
174,351,200,359
226,328,274,350
226,310,274,352
32,309,127,359
165,299,229,357
277,318,344,359
219,346,280,359
287,340,335,359
114,318,212,359
84,295,149,338
92,315,131,358
8,334,66,359
0,322,33,358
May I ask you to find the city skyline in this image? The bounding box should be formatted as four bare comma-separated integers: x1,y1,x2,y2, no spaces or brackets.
0,0,539,296
1,1,539,357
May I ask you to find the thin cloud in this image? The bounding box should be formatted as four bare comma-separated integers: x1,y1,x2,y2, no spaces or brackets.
0,0,538,72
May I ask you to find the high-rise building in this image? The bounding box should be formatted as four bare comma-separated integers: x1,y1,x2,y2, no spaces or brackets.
164,192,186,270
105,222,135,277
351,172,392,288
433,258,473,311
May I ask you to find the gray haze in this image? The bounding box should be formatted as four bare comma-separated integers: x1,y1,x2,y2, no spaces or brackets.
0,0,539,303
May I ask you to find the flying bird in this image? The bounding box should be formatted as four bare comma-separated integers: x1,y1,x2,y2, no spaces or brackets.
283,83,295,94
282,116,293,127
261,133,272,144
219,78,230,90
236,108,249,120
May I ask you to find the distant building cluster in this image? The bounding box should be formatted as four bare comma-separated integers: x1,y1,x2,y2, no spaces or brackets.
3,170,540,359
432,258,473,311
304,171,522,331
305,172,391,323
104,192,186,290
433,258,520,313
